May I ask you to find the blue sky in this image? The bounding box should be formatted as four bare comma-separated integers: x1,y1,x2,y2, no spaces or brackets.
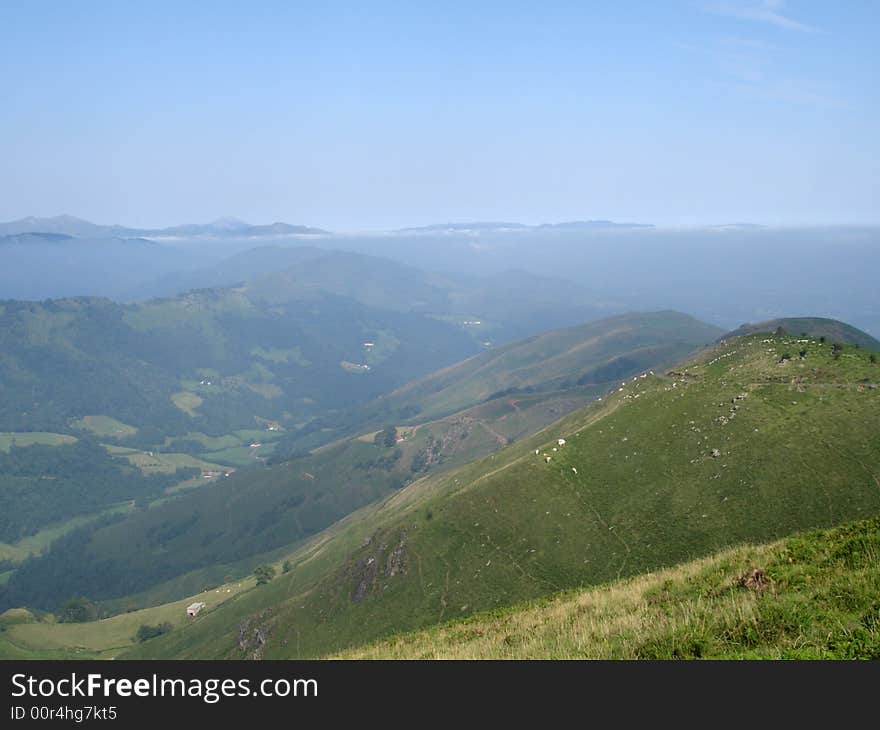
1,1,877,229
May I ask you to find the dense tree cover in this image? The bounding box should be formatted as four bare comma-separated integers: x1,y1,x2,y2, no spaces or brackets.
0,437,417,610
0,440,189,542
0,292,476,435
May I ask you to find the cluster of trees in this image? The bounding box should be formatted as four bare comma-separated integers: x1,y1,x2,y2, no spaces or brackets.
375,425,398,447
58,597,100,623
254,564,276,585
136,622,172,642
0,439,189,542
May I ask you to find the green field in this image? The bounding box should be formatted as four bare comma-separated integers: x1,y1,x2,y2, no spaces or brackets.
71,415,137,438
0,579,255,659
170,432,243,450
0,432,77,452
102,444,140,456
200,444,273,467
0,504,135,565
171,391,203,416
233,429,284,442
338,515,880,659
251,345,311,367
119,451,226,475
99,445,232,493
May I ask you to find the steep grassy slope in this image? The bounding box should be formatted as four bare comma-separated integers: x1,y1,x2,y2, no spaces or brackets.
338,516,880,659
11,514,878,661
122,331,880,659
2,312,717,611
723,317,880,350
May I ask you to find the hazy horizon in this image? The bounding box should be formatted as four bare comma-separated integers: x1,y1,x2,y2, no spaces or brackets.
3,212,880,235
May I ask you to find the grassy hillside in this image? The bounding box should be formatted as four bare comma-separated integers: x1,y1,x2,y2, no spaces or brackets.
723,317,880,350
120,330,880,659
339,311,722,429
1,312,716,612
338,516,880,659
11,514,876,661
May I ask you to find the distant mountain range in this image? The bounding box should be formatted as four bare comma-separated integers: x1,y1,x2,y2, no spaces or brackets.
395,220,654,234
1,215,657,240
0,215,329,239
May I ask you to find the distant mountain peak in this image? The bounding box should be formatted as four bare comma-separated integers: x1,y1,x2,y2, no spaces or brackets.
210,216,250,230
51,214,93,223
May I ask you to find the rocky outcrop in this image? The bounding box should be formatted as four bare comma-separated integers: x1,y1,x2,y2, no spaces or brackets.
349,530,408,602
238,609,274,659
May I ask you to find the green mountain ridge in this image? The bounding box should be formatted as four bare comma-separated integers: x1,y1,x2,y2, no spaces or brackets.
723,317,880,350
362,311,722,426
116,326,880,659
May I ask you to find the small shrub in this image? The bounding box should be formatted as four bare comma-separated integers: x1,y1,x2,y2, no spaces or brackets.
254,564,276,585
136,622,172,642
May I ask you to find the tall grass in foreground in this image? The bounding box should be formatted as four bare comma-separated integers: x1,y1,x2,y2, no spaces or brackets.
338,515,880,659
